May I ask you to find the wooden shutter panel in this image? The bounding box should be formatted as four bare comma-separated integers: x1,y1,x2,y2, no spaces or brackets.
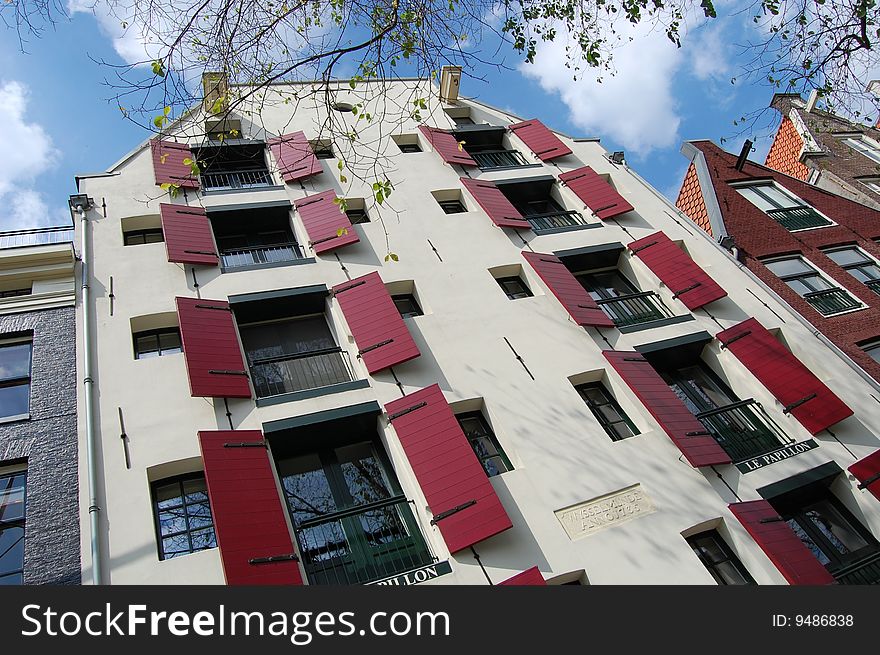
176,296,252,398
150,139,200,189
603,350,731,467
499,567,546,585
729,500,836,585
558,166,633,220
159,203,218,266
717,318,853,435
460,178,531,229
199,430,303,586
267,131,321,182
294,190,359,254
332,272,421,373
521,251,614,327
628,231,727,310
508,119,572,161
849,450,880,501
385,384,513,553
418,126,477,167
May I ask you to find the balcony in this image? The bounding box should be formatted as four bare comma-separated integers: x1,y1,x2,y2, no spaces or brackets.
202,168,273,191
294,498,435,585
595,291,671,328
833,551,880,585
471,149,530,169
803,287,861,315
525,210,591,233
766,206,832,231
694,399,792,463
220,242,305,269
250,347,354,398
0,226,74,249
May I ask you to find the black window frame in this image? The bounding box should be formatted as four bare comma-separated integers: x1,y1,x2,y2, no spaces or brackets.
311,142,335,160
0,288,31,299
0,339,32,422
686,529,755,585
391,294,423,319
151,472,217,561
345,208,370,225
133,327,183,360
575,382,639,442
438,199,466,214
496,275,533,300
123,228,164,246
397,142,422,153
455,411,513,477
0,469,26,585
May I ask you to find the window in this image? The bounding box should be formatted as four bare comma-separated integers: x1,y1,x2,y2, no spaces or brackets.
152,474,217,560
575,383,639,441
686,530,755,585
124,229,164,246
133,328,182,359
860,338,880,364
576,269,670,327
311,140,335,159
735,183,832,230
197,143,272,191
0,288,31,299
0,470,26,584
455,412,513,477
391,294,422,319
438,199,466,214
843,136,880,164
859,179,880,194
398,143,421,153
346,208,369,225
823,245,880,294
0,341,31,421
764,256,861,315
452,115,475,125
496,276,532,300
211,205,304,270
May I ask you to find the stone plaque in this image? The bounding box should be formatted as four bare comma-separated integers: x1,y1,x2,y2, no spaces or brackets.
555,484,655,540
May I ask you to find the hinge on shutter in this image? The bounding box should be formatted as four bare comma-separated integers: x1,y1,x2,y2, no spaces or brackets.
535,147,556,155
538,257,560,263
783,393,817,414
857,472,880,490
388,401,428,421
296,195,326,209
576,304,598,309
209,369,249,376
672,282,702,299
430,500,477,525
630,240,658,254
195,304,232,311
594,203,617,213
184,250,218,256
560,173,586,184
720,331,751,349
332,280,367,296
685,430,712,437
223,441,266,448
310,234,341,246
622,357,647,362
359,339,393,356
177,209,207,216
249,553,299,565
759,516,784,524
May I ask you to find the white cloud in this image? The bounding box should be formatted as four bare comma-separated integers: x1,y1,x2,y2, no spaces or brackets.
69,0,161,64
0,81,63,230
688,24,732,82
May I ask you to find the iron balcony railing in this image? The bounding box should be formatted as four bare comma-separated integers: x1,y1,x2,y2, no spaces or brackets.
525,210,591,232
202,168,273,190
219,242,305,269
470,149,531,169
766,206,832,231
595,291,672,327
0,226,74,249
249,347,354,398
833,551,880,585
803,287,861,315
865,278,880,296
294,497,435,585
695,399,793,463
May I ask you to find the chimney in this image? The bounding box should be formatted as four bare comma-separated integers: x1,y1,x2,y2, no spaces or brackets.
805,89,818,113
868,80,880,128
439,66,462,103
202,72,229,113
734,139,753,172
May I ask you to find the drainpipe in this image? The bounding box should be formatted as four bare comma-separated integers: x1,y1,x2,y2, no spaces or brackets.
69,194,105,585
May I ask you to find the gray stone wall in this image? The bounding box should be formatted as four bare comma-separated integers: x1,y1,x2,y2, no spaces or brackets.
0,306,80,585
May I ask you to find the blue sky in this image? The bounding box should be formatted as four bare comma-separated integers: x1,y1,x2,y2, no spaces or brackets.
0,6,794,231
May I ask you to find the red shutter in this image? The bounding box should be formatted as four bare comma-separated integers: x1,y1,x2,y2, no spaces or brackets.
558,166,633,220
294,190,359,254
729,500,836,585
717,318,853,435
521,251,614,327
628,231,727,310
332,272,421,374
508,119,572,161
385,384,513,553
418,126,477,167
603,350,731,467
849,451,880,501
176,296,252,399
460,178,531,229
199,430,303,586
499,567,546,585
267,131,321,182
150,139,199,189
159,203,218,266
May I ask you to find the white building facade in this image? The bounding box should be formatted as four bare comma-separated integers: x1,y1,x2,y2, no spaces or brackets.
74,77,880,586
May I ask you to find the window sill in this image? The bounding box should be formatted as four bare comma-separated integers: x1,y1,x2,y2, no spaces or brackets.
0,413,30,426
255,379,371,407
201,185,286,196
531,222,603,236
787,223,836,233
221,257,315,274
616,314,695,334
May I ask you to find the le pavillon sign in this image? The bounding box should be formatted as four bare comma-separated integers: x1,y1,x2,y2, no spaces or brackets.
368,561,453,586
736,439,818,473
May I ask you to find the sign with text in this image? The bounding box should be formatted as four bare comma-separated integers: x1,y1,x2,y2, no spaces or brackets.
367,561,453,586
555,484,655,540
736,440,819,473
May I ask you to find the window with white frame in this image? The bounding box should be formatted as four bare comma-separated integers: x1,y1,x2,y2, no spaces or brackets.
763,256,862,316
843,135,880,164
821,245,880,295
860,338,880,364
735,183,832,231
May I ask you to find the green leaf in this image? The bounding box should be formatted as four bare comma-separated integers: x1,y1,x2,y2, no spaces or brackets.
339,175,347,183
163,106,171,116
151,60,165,77
153,115,165,129
336,227,349,237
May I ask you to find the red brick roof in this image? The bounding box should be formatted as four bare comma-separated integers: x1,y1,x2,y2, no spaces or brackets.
676,163,712,236
764,117,810,181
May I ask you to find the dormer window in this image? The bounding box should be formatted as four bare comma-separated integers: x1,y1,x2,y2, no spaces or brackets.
735,182,832,231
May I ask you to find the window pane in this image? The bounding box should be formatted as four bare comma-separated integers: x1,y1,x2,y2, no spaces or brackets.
787,518,831,565
241,316,335,360
0,344,30,382
610,423,636,440
154,482,184,509
158,508,188,537
186,501,214,530
144,231,164,244
824,248,864,266
0,385,29,419
714,560,751,585
162,534,192,559
458,416,485,439
765,258,814,277
0,571,22,585
582,387,609,405
864,343,880,364
298,521,349,563
135,335,160,358
598,404,625,423
279,454,337,524
0,474,25,522
482,456,509,477
338,443,392,506
737,187,777,212
471,436,500,458
0,525,24,577
189,527,217,551
804,502,869,554
759,185,801,208
158,331,182,354
851,265,880,282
